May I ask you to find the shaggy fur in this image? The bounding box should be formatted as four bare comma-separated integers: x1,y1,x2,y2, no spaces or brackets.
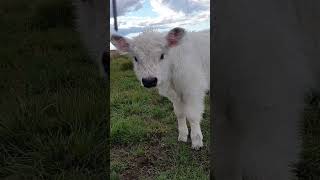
72,0,108,78
111,28,210,149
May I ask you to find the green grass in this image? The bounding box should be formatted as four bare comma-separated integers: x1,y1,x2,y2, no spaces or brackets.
0,0,108,179
110,57,210,179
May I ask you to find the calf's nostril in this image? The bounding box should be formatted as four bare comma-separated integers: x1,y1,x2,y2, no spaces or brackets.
150,77,157,84
142,77,157,88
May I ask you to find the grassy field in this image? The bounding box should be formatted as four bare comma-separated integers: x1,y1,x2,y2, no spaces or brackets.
0,0,108,179
109,56,320,180
110,56,210,179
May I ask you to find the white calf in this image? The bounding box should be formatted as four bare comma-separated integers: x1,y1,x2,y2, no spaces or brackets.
111,28,210,149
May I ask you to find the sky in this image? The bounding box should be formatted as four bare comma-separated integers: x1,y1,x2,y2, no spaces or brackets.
110,0,210,50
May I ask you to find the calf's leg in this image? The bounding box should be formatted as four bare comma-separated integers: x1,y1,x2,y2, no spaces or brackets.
172,100,189,142
184,93,205,149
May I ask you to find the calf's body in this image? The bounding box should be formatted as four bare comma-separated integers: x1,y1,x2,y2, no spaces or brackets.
157,30,210,149
111,28,210,149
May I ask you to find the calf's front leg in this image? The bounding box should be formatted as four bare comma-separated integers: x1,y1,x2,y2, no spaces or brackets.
185,95,205,150
172,100,188,142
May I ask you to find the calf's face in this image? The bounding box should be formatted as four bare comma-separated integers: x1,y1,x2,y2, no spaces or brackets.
111,27,185,88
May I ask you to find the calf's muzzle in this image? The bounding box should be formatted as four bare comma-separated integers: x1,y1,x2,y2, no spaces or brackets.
142,77,157,88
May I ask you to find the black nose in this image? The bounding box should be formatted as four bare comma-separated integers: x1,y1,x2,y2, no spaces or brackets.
142,77,157,88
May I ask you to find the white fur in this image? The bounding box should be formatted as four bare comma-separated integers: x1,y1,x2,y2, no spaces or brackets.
112,29,210,149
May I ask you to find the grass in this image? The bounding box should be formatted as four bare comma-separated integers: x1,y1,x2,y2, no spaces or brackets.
110,56,210,179
0,0,108,179
296,94,320,179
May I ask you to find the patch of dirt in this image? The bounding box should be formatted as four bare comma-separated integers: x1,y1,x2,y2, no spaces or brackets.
111,136,173,180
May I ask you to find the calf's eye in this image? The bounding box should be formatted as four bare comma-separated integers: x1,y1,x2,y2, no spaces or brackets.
160,54,164,60
134,56,138,62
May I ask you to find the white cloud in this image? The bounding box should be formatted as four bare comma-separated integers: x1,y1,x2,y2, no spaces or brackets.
150,0,183,18
126,32,142,38
110,43,116,50
112,10,209,32
110,0,145,16
110,0,210,40
150,0,209,15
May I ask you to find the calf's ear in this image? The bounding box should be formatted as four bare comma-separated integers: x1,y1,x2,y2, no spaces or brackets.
165,27,186,48
110,34,131,52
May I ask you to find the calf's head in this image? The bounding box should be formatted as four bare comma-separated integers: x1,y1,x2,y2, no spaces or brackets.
111,27,186,88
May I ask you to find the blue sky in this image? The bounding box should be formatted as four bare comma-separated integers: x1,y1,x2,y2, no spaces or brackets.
110,0,210,49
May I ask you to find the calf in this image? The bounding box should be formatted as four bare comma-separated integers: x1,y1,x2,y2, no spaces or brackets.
111,28,210,149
